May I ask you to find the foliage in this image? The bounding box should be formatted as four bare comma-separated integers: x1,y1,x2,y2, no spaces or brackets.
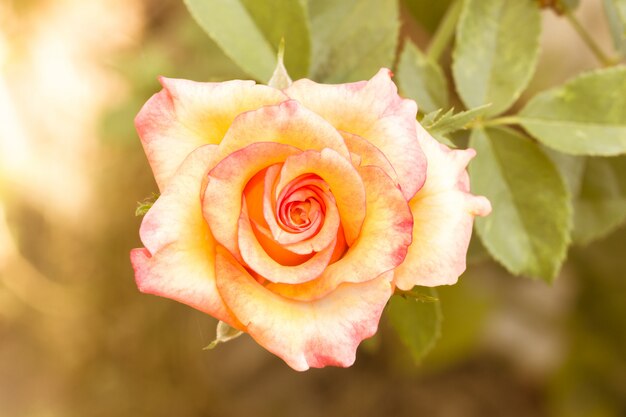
397,40,448,114
469,127,571,281
180,0,626,367
135,192,160,216
452,0,541,116
519,67,626,155
386,288,442,363
307,0,399,83
184,0,310,80
421,104,491,146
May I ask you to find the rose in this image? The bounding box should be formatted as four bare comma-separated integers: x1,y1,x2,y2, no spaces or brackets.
130,69,491,371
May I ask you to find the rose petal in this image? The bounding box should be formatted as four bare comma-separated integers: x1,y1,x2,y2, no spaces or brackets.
276,149,366,246
266,165,413,301
238,200,337,284
285,68,426,199
203,142,302,260
340,131,399,187
243,166,323,260
214,247,393,371
393,123,492,290
262,166,341,255
131,145,239,327
135,77,286,190
217,100,351,161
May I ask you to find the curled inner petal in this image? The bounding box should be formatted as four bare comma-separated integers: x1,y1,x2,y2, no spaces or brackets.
203,142,302,260
262,166,341,255
275,149,366,246
238,200,337,285
266,165,413,302
277,175,326,234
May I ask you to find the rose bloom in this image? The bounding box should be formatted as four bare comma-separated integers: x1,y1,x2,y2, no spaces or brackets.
130,69,491,371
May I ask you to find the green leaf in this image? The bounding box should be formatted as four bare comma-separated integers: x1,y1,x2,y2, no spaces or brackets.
307,0,399,83
604,0,626,56
424,104,491,136
467,232,490,265
452,0,541,116
519,67,626,156
183,0,310,81
420,109,443,126
135,192,160,217
203,321,243,350
547,152,626,245
420,105,491,148
397,39,449,114
386,288,442,364
469,127,572,281
403,0,453,33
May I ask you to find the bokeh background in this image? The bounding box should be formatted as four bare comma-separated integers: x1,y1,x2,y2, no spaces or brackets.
1,0,625,416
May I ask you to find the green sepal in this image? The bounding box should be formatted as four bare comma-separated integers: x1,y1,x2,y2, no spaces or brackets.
204,321,244,350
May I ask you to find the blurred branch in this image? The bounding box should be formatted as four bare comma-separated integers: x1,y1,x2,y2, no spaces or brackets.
562,6,618,66
467,115,521,129
426,0,462,62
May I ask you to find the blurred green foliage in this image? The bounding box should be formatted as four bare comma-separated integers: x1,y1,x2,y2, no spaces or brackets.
605,0,626,54
386,288,442,364
403,0,453,33
547,152,626,245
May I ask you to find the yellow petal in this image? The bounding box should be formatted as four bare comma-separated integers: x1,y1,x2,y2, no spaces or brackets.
135,77,286,190
217,100,350,161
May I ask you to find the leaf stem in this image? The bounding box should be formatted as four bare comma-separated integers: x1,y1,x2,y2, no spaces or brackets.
482,116,522,127
468,115,522,129
426,0,463,62
395,289,439,302
563,9,616,67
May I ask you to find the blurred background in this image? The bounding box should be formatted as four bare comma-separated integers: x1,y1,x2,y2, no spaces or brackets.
0,0,625,416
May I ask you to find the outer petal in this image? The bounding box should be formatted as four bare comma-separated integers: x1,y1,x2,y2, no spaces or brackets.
214,247,393,371
135,77,286,190
285,68,427,200
217,100,350,161
393,123,492,290
131,145,240,327
266,165,413,301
